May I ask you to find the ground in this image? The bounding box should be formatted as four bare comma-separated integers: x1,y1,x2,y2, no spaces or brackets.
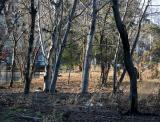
0,72,160,122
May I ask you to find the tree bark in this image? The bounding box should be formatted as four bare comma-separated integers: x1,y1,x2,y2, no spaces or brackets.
24,0,37,94
0,0,6,14
112,0,138,113
67,66,72,84
117,1,150,89
113,38,120,93
81,0,97,93
99,9,110,86
10,37,17,87
112,0,130,93
0,13,6,55
43,0,62,92
37,0,50,92
43,45,54,92
49,0,78,94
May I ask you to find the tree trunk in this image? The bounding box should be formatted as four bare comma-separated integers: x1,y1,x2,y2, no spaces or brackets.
0,13,6,56
49,0,78,94
113,39,120,93
43,46,54,92
43,0,62,92
104,63,110,85
37,0,45,59
81,0,97,93
117,1,150,89
0,0,5,14
10,39,17,87
112,0,138,113
100,63,105,84
24,0,37,94
138,59,143,81
37,0,48,87
67,66,71,84
112,0,130,93
98,10,110,87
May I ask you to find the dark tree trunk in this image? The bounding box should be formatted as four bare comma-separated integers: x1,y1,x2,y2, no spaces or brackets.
79,64,82,72
0,0,6,14
105,63,110,84
98,10,110,87
100,36,105,85
112,0,138,113
67,66,72,84
100,30,105,85
24,0,37,94
100,63,105,84
101,63,110,86
113,0,130,93
117,1,150,89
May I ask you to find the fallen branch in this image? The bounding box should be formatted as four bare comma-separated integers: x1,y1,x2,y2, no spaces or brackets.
18,114,42,121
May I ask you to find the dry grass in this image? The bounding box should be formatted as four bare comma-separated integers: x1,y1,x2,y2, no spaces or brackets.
0,71,160,122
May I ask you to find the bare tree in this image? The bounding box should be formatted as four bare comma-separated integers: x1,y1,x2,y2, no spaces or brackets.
116,0,151,91
10,35,18,87
81,0,97,93
112,0,138,114
43,0,62,92
49,0,78,94
113,0,130,93
97,6,111,86
24,0,37,94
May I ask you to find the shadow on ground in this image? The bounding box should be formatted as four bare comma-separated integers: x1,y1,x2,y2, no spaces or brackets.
0,87,160,122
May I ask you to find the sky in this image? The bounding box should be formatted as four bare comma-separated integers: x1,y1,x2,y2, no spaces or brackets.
148,0,160,24
152,0,160,4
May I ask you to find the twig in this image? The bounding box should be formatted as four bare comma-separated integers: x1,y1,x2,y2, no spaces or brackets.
18,114,42,121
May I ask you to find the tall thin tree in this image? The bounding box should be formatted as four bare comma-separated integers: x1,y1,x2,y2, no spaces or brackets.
112,0,138,113
49,0,78,94
116,0,151,90
43,0,62,92
24,0,37,94
81,0,97,93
